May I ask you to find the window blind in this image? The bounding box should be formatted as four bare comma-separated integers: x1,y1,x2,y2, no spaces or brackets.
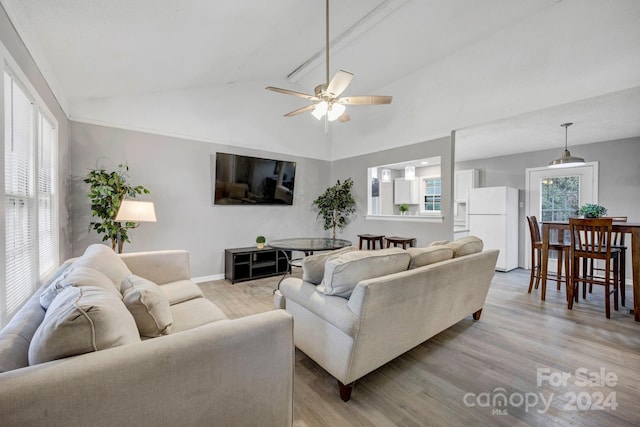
4,70,36,317
38,113,55,277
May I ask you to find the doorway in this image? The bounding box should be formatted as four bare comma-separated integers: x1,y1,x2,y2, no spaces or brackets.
524,162,599,270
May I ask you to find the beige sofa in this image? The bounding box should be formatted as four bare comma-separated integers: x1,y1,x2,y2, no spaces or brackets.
0,244,294,426
274,237,499,401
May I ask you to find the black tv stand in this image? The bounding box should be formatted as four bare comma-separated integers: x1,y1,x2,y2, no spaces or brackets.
224,246,291,284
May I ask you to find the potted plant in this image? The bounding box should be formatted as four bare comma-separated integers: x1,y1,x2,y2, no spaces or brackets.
256,235,266,249
312,178,356,239
578,203,607,218
398,204,409,215
84,163,150,253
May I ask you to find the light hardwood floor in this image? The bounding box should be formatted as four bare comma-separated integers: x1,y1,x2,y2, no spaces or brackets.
198,269,640,427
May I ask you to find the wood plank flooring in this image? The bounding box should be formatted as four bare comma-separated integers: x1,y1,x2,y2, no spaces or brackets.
197,269,640,427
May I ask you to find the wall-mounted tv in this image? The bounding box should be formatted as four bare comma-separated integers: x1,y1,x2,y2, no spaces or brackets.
212,152,296,205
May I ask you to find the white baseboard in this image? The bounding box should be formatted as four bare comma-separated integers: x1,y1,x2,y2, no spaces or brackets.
192,274,225,283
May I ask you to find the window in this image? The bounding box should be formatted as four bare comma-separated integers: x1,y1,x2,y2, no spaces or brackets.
2,68,57,325
540,176,579,221
422,177,441,213
366,156,442,220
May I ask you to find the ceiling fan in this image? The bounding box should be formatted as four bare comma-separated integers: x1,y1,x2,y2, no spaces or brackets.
266,0,392,123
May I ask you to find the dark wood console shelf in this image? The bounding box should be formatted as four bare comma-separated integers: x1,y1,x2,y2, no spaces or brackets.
224,246,291,284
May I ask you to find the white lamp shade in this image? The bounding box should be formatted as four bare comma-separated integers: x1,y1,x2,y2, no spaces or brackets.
312,101,328,120
327,102,346,121
115,200,157,222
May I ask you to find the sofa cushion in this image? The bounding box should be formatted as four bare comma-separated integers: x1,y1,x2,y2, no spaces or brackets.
302,246,357,285
406,246,454,269
122,275,173,337
0,288,46,373
169,298,228,333
429,240,450,246
322,248,411,298
446,236,484,257
28,286,140,365
40,266,122,309
159,280,205,305
72,244,132,292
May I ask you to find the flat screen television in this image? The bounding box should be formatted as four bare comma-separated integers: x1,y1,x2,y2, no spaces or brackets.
213,152,296,205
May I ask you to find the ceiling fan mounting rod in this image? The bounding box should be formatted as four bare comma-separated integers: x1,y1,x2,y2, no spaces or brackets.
325,0,330,86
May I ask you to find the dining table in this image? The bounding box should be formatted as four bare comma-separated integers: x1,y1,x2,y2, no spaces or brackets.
540,220,640,321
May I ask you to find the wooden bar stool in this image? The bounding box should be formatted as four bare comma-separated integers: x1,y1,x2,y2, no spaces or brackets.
568,217,621,318
526,216,570,300
385,236,416,249
358,234,385,250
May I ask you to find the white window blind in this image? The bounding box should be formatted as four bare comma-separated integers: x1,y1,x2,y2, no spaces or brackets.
38,113,55,276
4,70,35,317
2,68,57,324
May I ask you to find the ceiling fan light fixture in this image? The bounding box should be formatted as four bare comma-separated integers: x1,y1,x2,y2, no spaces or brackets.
312,101,328,120
265,0,392,125
548,122,586,169
327,102,346,121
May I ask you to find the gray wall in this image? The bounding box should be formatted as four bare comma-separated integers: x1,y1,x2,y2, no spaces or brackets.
0,4,71,263
70,122,329,279
330,135,454,247
456,137,640,270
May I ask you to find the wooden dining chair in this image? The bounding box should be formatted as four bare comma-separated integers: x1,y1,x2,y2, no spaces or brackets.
568,218,621,319
587,216,627,306
526,216,570,300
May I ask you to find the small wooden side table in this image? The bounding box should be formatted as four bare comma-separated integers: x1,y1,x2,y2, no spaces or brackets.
385,236,416,249
358,234,385,250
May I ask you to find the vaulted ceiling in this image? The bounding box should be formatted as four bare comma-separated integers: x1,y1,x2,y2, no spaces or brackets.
3,0,639,161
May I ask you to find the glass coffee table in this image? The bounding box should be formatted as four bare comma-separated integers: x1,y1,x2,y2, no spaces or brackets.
268,237,352,288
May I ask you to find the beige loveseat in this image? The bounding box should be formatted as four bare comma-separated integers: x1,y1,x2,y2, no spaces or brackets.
274,237,499,401
0,244,294,426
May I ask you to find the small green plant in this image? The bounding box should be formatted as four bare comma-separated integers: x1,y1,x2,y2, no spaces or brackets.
398,204,409,214
312,178,356,239
84,163,150,253
578,203,607,218
256,236,266,244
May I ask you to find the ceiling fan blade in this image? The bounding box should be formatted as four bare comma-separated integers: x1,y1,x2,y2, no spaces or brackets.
338,111,351,123
266,86,318,101
339,95,393,105
326,70,353,97
284,104,316,117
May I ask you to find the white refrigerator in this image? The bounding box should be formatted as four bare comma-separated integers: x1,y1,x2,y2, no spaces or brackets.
468,186,519,272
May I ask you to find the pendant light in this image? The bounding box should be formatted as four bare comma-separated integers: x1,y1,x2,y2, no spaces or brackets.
548,122,585,168
404,165,415,180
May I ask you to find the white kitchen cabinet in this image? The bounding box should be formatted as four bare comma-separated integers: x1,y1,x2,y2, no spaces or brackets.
394,178,419,204
454,169,479,203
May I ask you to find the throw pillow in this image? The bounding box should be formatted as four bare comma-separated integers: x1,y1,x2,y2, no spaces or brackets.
406,246,454,269
121,275,173,337
302,246,356,285
29,286,140,365
40,266,121,309
322,248,411,298
429,240,450,246
446,236,484,257
72,244,132,292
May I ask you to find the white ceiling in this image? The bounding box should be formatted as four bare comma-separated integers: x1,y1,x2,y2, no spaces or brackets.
2,0,640,161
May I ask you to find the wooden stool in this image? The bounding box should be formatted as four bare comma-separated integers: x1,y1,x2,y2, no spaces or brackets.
358,234,385,250
385,236,416,249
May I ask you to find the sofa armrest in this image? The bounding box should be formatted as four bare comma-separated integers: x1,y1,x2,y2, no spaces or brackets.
119,250,190,284
0,310,294,427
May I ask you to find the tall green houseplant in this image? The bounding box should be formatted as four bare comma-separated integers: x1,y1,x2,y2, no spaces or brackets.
84,163,150,253
313,178,356,239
